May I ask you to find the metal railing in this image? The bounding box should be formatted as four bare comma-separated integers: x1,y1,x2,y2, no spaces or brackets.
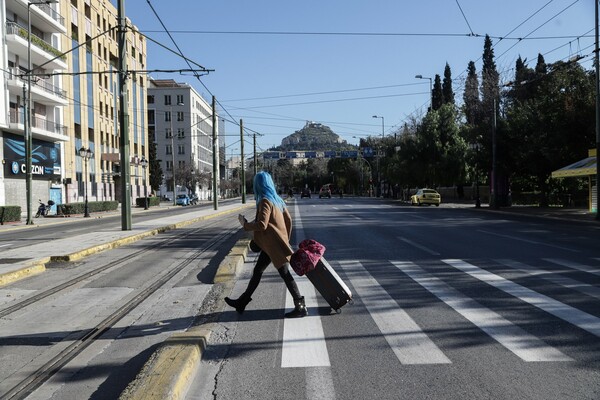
8,108,68,136
8,67,66,99
6,21,66,61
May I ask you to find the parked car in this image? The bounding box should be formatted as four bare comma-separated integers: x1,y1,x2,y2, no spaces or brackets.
319,185,332,199
301,188,311,198
410,188,441,206
189,194,199,205
176,194,190,206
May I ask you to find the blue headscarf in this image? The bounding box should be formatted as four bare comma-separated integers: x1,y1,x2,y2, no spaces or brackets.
253,171,286,211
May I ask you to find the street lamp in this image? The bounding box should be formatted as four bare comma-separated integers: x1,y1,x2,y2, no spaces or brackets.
25,0,58,225
372,115,384,139
140,156,148,210
415,74,433,109
79,147,93,217
169,101,184,206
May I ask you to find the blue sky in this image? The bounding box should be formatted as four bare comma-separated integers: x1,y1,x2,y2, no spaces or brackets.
119,0,593,157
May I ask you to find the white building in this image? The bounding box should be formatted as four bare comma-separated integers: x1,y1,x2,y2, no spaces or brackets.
148,78,217,201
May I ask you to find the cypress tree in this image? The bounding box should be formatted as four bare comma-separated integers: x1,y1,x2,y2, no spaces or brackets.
431,74,443,111
463,61,480,125
442,63,455,105
481,34,500,119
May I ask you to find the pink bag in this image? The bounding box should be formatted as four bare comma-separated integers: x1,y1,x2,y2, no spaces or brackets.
290,239,326,276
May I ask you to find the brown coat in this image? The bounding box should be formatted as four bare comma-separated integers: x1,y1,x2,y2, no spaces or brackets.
243,199,293,269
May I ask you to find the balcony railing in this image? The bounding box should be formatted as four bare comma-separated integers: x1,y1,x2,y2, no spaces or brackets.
6,21,66,61
8,67,66,99
36,3,65,27
9,108,68,136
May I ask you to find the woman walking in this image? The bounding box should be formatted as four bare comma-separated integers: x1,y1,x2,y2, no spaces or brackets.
225,171,307,318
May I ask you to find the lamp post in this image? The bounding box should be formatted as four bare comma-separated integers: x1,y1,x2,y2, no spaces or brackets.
169,102,184,206
25,0,58,225
415,74,433,109
79,147,93,218
372,115,384,196
140,156,148,210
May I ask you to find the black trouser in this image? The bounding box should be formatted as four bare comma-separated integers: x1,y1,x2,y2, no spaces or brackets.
243,251,302,301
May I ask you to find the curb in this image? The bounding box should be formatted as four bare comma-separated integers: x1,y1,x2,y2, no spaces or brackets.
0,205,252,287
119,236,251,400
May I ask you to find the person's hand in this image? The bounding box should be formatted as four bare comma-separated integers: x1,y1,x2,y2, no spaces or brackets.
238,214,246,227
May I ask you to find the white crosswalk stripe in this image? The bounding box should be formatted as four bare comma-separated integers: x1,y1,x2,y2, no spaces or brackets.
496,259,600,300
442,259,600,337
543,258,600,277
392,261,572,362
340,260,451,364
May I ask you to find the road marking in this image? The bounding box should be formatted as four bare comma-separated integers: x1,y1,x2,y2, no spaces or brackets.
543,258,600,277
339,260,451,364
0,243,13,248
442,259,600,337
392,261,572,362
496,259,600,300
477,230,579,253
398,237,440,256
282,202,330,368
306,367,336,400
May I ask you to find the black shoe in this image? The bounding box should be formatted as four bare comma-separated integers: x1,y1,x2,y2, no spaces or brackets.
285,296,308,318
225,295,252,314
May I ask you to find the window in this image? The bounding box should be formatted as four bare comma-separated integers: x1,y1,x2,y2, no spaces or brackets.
166,144,172,155
177,128,184,138
164,95,171,106
165,128,172,138
176,94,184,104
177,111,184,122
147,95,154,104
178,145,185,155
165,111,171,122
166,160,173,171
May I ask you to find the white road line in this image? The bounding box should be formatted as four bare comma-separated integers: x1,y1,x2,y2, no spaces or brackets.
398,237,440,256
0,243,12,248
477,230,579,253
496,259,600,300
306,367,336,400
281,202,330,368
339,260,451,364
442,259,600,337
543,258,600,277
392,261,572,362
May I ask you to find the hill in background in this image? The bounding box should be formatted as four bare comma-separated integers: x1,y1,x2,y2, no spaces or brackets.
270,121,357,151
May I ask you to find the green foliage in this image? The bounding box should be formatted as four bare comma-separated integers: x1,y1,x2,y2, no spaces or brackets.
135,197,161,207
59,201,118,215
0,206,21,224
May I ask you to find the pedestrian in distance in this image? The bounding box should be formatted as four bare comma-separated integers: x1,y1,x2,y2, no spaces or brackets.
225,171,308,318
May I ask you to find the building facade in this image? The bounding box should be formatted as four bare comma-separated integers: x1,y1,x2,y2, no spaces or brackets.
1,0,148,211
148,78,217,201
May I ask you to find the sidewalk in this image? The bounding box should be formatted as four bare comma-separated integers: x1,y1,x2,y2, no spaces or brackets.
0,201,253,286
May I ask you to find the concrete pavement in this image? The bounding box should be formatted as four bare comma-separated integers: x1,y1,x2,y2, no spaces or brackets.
0,201,253,286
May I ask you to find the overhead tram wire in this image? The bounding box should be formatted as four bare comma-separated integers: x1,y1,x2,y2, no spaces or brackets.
455,0,475,36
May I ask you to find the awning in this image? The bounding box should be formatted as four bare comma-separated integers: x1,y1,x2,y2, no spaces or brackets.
552,149,597,179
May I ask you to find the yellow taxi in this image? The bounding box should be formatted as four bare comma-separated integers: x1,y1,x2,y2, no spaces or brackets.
410,188,441,206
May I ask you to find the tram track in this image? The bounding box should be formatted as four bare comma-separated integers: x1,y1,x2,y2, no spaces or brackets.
0,221,239,400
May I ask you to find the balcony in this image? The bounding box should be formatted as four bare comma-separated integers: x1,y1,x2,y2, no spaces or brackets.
8,108,69,143
6,0,66,33
5,22,67,71
6,67,68,106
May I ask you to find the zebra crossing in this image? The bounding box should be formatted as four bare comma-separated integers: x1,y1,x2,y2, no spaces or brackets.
280,257,600,368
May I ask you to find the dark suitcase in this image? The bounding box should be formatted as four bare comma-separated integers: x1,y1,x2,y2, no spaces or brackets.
306,257,352,312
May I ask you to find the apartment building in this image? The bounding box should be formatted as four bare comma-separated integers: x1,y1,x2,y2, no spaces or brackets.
148,78,218,201
0,0,147,210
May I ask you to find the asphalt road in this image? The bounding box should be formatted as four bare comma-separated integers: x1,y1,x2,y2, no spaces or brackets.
191,196,600,400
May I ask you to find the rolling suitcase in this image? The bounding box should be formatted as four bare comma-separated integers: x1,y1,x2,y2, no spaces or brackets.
306,257,352,313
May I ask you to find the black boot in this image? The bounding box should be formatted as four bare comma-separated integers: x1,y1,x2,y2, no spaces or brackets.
225,293,252,314
285,296,308,318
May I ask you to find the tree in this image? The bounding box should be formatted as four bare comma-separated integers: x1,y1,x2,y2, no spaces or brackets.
463,61,480,125
148,133,163,192
442,63,455,105
431,74,443,111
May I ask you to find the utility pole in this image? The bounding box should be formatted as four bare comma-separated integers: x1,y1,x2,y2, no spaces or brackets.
492,97,499,210
253,134,257,176
118,0,131,230
240,119,246,204
211,96,218,210
596,0,600,220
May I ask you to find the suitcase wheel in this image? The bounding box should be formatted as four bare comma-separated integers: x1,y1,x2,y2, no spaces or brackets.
333,308,342,314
